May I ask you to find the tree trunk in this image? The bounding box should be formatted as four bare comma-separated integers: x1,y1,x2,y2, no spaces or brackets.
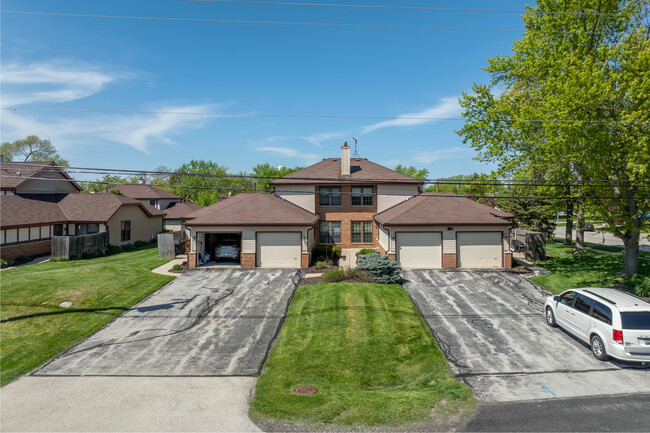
622,232,640,275
575,199,586,252
564,199,574,246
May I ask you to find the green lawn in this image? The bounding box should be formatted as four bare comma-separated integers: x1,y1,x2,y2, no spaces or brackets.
250,282,474,429
0,244,172,386
531,243,650,295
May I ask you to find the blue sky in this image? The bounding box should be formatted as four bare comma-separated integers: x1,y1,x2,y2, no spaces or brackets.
1,0,528,178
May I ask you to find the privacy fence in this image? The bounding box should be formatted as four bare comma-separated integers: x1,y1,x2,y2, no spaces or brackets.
157,231,184,259
51,232,109,259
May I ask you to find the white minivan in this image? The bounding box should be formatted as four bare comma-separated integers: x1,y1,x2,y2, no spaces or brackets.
544,287,650,363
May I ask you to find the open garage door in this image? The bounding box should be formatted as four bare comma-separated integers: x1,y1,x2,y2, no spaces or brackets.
396,232,442,268
457,232,502,268
256,232,302,268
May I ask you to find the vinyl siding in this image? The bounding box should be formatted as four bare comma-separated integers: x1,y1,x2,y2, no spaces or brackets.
376,184,419,212
274,185,316,213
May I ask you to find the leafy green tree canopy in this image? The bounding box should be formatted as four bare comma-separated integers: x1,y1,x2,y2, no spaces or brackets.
252,163,303,192
1,136,68,166
394,164,429,181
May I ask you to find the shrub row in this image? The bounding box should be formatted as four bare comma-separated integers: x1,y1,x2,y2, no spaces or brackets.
319,267,374,283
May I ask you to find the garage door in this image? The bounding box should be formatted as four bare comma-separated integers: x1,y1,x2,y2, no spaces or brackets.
457,232,502,268
396,232,442,268
256,232,302,268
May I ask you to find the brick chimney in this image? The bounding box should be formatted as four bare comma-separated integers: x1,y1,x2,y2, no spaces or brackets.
341,141,350,176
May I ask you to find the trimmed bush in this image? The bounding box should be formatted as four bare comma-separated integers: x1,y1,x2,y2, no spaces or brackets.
357,253,402,284
134,240,147,248
171,264,183,271
122,243,135,251
313,245,342,262
1,259,14,268
359,248,376,255
314,261,325,270
320,269,346,283
106,245,122,256
623,274,650,297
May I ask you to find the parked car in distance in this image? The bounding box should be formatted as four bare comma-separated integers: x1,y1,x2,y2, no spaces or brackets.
544,287,650,363
214,239,241,262
584,223,595,231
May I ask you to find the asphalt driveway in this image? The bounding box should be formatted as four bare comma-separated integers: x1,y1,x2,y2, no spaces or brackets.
35,268,302,377
402,269,650,402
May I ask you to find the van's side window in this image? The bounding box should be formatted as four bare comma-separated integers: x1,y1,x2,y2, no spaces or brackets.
591,301,613,325
574,295,593,314
559,291,576,306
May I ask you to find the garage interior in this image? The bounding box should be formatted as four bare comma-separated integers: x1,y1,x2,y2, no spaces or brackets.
200,232,241,266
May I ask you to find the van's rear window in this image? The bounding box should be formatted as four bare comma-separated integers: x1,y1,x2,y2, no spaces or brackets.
621,312,650,330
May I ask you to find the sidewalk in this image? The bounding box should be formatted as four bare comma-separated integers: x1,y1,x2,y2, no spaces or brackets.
151,254,186,277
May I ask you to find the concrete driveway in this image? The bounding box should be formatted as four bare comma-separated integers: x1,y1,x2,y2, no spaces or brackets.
35,268,302,376
402,270,650,402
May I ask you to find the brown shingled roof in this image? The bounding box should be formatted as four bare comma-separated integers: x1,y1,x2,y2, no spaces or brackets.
373,193,514,226
0,194,68,228
0,193,163,228
186,193,319,226
270,158,422,185
0,161,81,191
163,202,203,220
109,184,179,200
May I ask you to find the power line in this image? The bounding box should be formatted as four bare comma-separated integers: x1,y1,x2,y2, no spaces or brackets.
5,162,650,186
0,174,643,200
183,0,632,17
3,107,648,125
0,10,526,32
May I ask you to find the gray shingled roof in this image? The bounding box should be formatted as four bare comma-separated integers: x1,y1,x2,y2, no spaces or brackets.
109,184,179,200
0,161,82,191
373,193,514,226
163,202,203,220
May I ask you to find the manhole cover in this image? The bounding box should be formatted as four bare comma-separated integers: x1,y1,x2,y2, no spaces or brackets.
293,385,318,395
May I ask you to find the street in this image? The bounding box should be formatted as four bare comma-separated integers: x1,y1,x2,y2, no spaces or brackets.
554,227,650,253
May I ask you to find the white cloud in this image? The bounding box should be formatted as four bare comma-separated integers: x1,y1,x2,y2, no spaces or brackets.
362,97,462,135
255,146,322,165
301,131,346,148
0,59,217,153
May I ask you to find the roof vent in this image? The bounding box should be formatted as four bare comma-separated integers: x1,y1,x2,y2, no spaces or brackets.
16,172,21,176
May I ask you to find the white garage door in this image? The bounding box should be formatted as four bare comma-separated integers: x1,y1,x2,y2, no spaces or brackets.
457,232,502,268
256,232,302,268
396,232,442,268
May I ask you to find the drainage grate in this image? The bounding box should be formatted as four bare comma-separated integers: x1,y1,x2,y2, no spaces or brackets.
293,385,318,395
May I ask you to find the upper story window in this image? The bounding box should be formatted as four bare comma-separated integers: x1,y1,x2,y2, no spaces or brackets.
352,186,372,206
149,200,156,206
319,187,341,206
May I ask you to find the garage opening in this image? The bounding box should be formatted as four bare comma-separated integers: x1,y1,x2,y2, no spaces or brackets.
201,233,241,266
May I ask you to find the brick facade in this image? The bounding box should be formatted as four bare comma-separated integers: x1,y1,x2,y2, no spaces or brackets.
504,252,512,269
241,253,255,268
442,253,457,269
187,252,197,269
315,184,377,249
301,253,310,268
0,240,51,261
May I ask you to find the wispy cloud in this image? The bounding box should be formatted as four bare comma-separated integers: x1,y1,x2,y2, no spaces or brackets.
381,147,469,168
362,97,461,135
301,131,346,148
1,59,217,153
255,145,322,165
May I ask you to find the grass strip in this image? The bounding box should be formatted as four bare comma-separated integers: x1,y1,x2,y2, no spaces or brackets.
531,243,650,295
0,244,172,386
250,282,474,428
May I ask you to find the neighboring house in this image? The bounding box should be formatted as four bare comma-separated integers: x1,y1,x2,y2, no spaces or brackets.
0,161,82,195
0,193,164,260
110,181,180,210
186,143,514,269
162,202,203,234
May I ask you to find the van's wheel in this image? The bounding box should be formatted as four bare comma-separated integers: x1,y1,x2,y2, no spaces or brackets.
545,307,557,327
591,335,610,361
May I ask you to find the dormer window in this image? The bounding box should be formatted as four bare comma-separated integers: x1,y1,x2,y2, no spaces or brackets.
319,187,341,206
352,186,372,206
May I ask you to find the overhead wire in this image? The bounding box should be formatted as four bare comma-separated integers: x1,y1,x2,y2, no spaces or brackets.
0,174,644,201
183,0,633,17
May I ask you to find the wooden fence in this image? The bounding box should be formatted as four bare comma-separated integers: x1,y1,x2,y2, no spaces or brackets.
51,232,109,259
157,231,184,259
512,229,547,261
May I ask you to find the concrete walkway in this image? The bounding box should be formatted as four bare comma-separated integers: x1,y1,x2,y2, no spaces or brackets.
151,254,186,276
0,376,261,432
